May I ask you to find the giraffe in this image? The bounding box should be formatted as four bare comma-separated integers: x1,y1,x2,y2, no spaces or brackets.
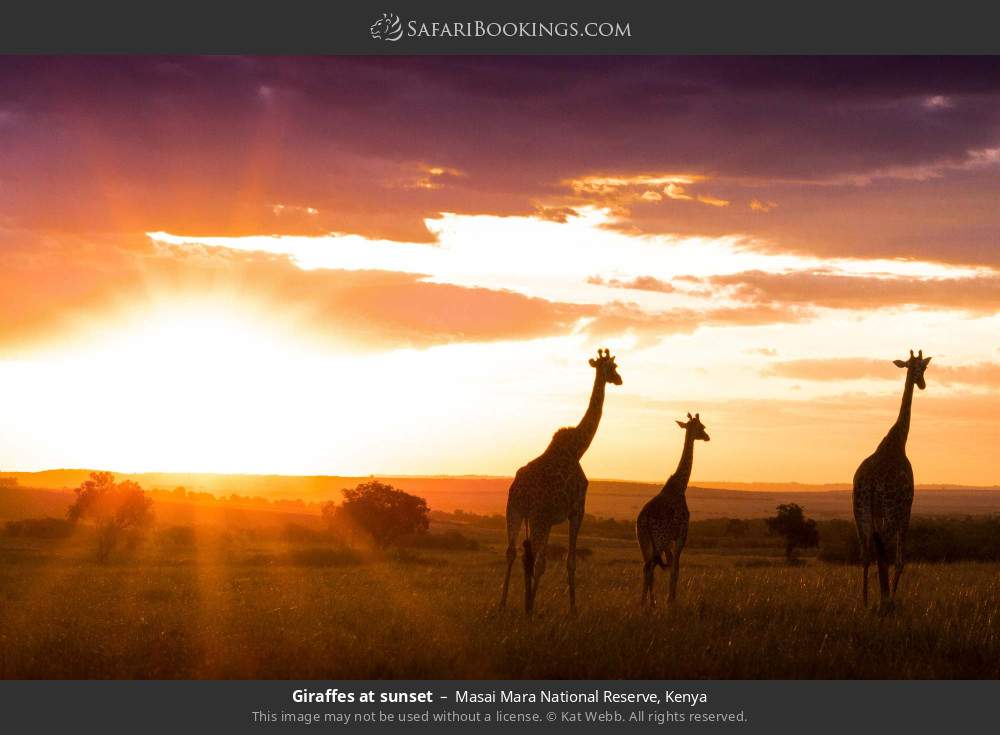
636,413,710,605
499,348,622,615
853,349,931,612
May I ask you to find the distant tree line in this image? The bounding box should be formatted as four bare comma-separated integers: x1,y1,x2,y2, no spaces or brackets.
7,473,1000,564
818,516,1000,563
436,507,1000,563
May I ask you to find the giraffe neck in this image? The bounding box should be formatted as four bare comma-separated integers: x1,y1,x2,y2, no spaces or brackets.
664,433,696,493
571,372,606,459
886,374,915,451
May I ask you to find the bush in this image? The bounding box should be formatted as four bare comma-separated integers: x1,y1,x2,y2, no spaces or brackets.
766,503,819,561
4,516,75,539
321,481,429,549
818,516,1000,564
67,472,154,561
282,523,329,545
398,530,479,551
817,519,859,563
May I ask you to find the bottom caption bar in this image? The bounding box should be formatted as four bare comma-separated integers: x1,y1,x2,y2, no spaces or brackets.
3,680,997,733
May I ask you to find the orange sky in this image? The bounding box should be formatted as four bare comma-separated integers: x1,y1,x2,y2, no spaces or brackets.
1,57,999,484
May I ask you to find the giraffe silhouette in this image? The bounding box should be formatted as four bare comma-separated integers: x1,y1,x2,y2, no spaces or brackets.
636,413,709,605
499,348,622,615
853,349,931,612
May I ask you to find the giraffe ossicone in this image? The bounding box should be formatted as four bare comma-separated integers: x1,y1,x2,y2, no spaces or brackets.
636,412,710,605
499,348,622,615
853,348,931,612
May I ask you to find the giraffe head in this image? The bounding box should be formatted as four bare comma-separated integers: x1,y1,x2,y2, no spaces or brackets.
676,412,710,441
588,348,623,385
893,349,932,390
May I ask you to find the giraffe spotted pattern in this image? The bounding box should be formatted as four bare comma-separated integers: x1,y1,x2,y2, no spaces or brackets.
636,413,709,605
853,349,930,612
499,349,622,615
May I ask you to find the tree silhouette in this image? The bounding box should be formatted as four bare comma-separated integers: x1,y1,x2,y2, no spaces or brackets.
766,503,819,562
67,472,154,561
324,481,429,549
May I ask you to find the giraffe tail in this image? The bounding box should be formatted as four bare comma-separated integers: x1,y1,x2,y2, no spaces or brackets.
872,532,887,560
655,548,672,568
522,538,535,571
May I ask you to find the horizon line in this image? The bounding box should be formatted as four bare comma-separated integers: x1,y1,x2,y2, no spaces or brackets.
4,467,1000,492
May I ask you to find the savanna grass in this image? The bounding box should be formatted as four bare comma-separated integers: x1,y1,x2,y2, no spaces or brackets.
1,537,997,679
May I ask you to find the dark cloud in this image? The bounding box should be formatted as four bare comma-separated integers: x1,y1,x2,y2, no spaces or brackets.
2,57,1000,264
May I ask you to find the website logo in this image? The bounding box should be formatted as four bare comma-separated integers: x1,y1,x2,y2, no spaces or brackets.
370,12,404,42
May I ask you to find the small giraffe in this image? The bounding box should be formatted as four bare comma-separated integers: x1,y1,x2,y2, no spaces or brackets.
636,413,710,605
853,349,931,611
499,348,622,615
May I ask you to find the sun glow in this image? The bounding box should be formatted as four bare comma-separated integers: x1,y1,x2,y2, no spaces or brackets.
2,212,998,483
0,302,321,472
149,207,988,313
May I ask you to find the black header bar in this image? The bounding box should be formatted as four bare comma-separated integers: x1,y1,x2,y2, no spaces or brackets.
3,1,1000,54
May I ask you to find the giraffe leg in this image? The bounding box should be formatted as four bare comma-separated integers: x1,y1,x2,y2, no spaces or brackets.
873,533,891,613
636,518,654,606
567,514,582,615
860,539,871,608
642,559,656,607
499,509,521,610
526,526,551,616
522,536,535,615
668,542,682,603
891,529,906,599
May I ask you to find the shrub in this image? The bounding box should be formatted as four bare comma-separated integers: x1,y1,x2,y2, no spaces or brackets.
282,522,328,545
817,519,860,563
398,530,479,551
4,516,75,539
818,516,1000,564
321,481,429,549
67,472,154,561
766,503,819,561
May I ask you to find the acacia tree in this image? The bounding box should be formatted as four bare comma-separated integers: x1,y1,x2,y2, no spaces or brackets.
766,503,819,562
67,472,154,561
324,481,429,549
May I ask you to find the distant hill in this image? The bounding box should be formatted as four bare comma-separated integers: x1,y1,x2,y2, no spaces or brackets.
3,470,1000,521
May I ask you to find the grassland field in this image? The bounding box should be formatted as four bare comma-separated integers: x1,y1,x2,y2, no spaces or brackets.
2,512,998,680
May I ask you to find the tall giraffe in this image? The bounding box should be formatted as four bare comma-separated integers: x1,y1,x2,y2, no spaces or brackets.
853,349,931,611
636,413,710,605
499,348,622,615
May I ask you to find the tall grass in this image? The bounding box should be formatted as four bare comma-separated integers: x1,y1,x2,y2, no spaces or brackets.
1,534,997,679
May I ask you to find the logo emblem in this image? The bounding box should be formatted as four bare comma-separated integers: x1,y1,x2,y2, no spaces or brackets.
370,12,403,42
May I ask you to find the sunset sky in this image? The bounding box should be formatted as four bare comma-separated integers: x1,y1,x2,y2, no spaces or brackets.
1,56,999,484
